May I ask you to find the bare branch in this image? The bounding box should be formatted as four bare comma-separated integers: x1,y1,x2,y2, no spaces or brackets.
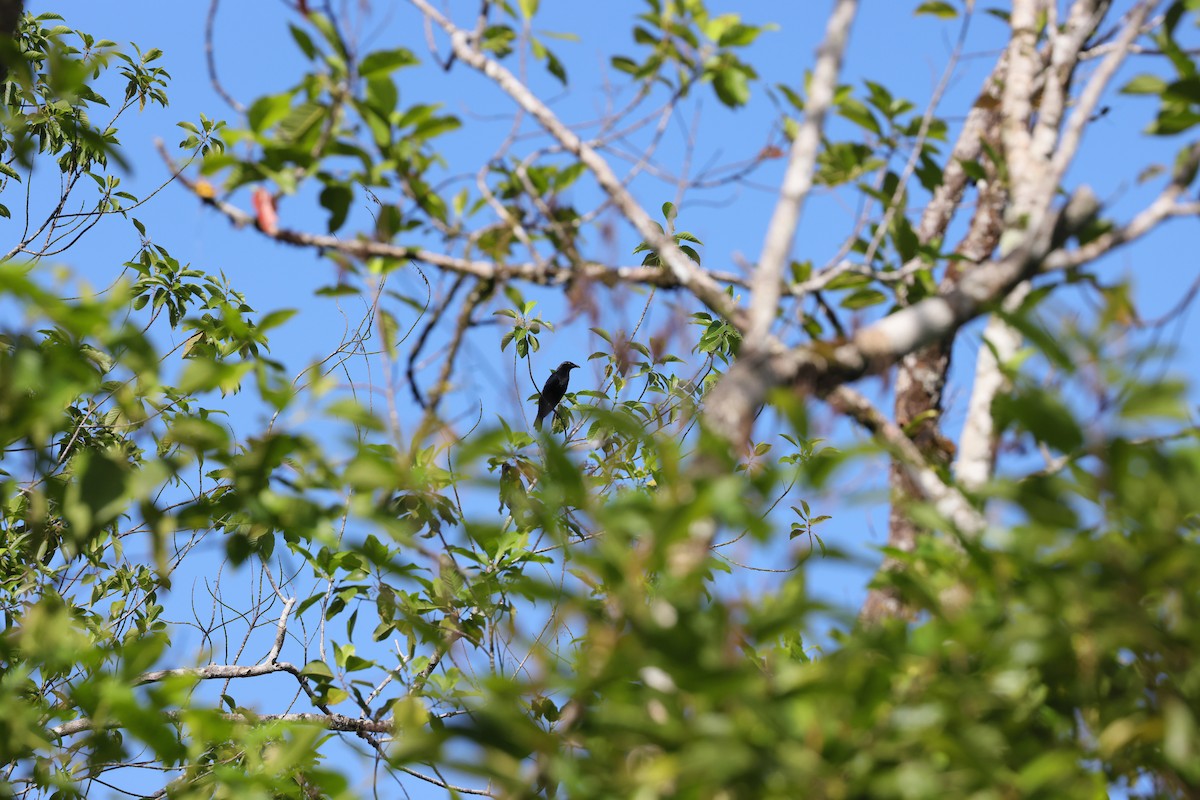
954,282,1032,489
50,710,393,740
1029,1,1105,164
704,212,1058,443
834,382,982,623
205,0,245,113
829,386,985,536
135,657,299,686
1047,2,1154,188
136,598,296,684
830,384,985,623
262,596,296,665
918,56,1006,246
1000,0,1041,200
410,277,493,447
1046,198,1200,272
407,0,742,325
157,139,767,300
747,0,858,343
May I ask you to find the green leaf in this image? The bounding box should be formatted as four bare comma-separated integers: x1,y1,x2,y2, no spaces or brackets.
718,23,764,48
365,77,398,117
554,162,586,189
289,24,319,60
994,388,1084,453
712,66,750,107
411,115,462,142
319,184,353,233
247,92,294,134
1148,109,1200,135
309,12,348,58
166,417,230,451
915,1,958,19
482,25,516,58
611,56,639,75
359,47,418,79
1165,76,1200,104
891,216,919,263
837,98,881,136
958,158,988,182
1119,380,1188,420
777,84,804,111
544,48,567,84
1121,74,1168,95
301,660,334,679
277,101,325,143
840,289,888,309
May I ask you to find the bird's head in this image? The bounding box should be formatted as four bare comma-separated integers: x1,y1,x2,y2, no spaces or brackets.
556,361,580,373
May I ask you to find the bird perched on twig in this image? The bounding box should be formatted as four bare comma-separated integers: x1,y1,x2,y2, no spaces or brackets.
534,361,579,431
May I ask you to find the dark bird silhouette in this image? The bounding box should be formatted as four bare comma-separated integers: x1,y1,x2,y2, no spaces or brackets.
534,361,579,430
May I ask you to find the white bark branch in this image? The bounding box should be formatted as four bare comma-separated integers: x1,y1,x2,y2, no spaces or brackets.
1047,1,1154,188
954,282,1032,489
136,660,298,685
261,596,295,665
916,55,1006,245
829,386,985,536
705,199,1062,442
408,0,741,325
747,0,858,343
1029,0,1104,164
50,710,394,739
137,597,296,684
1000,0,1040,203
956,1,1153,488
1044,198,1200,272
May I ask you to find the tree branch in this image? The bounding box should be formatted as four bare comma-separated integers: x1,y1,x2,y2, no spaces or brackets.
157,140,778,300
50,711,393,740
137,597,296,684
953,282,1032,489
704,229,1049,443
747,0,857,343
407,0,743,326
829,385,983,622
1047,1,1151,188
1043,153,1200,272
828,386,984,536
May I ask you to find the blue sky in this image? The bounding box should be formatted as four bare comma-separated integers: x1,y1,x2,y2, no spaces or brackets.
13,1,1200,794
22,0,1199,612
29,0,1194,589
23,0,1199,619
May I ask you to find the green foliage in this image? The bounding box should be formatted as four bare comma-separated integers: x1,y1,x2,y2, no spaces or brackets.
1122,1,1200,135
610,2,772,108
0,12,173,221
4,4,1200,800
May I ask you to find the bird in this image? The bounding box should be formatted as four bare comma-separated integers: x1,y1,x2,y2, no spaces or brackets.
534,361,579,431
